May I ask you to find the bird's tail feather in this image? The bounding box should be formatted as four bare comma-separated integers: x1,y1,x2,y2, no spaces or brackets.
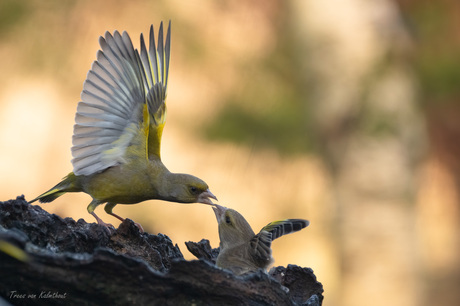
30,189,66,203
29,173,78,203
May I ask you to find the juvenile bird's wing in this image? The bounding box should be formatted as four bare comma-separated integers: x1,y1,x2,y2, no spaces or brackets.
71,22,171,176
249,219,309,263
139,22,171,160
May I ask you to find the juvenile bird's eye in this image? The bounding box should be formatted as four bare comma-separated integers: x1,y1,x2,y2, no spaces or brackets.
225,215,232,225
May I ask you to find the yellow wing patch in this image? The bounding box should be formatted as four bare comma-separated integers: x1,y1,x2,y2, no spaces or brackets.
147,104,166,160
143,104,150,160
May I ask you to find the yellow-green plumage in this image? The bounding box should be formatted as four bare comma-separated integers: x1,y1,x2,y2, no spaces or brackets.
212,205,309,275
30,22,217,230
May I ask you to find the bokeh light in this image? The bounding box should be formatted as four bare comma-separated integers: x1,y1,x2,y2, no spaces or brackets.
1,1,459,305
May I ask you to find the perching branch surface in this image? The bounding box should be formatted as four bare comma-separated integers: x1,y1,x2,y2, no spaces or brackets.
0,197,323,305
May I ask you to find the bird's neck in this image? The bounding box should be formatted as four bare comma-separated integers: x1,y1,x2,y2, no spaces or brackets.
155,171,186,202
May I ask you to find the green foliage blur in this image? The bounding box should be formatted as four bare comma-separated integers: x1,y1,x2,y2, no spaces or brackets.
203,17,315,156
410,0,460,105
0,0,28,37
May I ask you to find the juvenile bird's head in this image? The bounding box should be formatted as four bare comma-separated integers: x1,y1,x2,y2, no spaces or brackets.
165,173,217,205
212,205,255,249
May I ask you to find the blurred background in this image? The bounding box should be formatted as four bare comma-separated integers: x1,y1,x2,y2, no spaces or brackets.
0,0,459,305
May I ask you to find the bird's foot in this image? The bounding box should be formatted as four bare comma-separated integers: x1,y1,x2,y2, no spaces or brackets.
90,212,116,234
133,222,144,233
99,221,116,234
107,212,144,234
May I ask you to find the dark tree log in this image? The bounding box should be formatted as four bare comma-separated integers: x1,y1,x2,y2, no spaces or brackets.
185,239,220,264
0,196,323,305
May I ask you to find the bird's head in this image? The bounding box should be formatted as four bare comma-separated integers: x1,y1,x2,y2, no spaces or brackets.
166,173,217,205
212,205,255,249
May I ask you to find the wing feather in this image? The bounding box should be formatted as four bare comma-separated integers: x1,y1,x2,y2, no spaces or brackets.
249,219,309,264
143,21,171,159
72,29,146,176
164,24,171,90
140,34,153,88
71,22,171,175
149,25,160,85
157,23,164,84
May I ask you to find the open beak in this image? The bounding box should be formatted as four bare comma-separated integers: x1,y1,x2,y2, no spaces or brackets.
212,204,227,222
197,189,218,205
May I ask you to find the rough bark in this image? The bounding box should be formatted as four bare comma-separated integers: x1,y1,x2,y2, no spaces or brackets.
0,196,323,305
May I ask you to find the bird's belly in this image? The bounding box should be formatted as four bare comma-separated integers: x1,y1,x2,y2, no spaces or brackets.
217,246,264,274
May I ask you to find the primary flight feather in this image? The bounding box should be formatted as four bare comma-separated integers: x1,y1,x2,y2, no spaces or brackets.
30,22,217,231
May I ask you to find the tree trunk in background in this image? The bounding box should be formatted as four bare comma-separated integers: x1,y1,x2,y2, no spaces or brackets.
424,106,460,306
290,1,426,306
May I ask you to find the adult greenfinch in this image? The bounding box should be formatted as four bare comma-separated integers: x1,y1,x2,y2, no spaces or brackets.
212,204,309,275
30,22,217,231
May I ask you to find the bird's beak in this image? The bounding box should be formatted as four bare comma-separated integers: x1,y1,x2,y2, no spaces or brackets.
197,189,218,205
212,204,227,222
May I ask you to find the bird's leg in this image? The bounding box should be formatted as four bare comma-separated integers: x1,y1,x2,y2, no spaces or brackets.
87,200,115,232
104,203,144,233
90,212,115,228
104,203,124,222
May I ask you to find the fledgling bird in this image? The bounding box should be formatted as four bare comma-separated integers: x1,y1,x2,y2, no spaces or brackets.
212,204,309,275
30,21,217,232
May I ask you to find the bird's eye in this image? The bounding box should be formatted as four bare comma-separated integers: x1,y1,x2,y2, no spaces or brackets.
190,186,198,194
225,215,232,225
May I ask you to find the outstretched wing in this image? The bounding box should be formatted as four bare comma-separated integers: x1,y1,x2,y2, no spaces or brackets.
139,21,171,160
71,22,170,176
249,219,309,263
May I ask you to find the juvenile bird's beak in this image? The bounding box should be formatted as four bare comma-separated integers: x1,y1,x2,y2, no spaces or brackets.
212,204,227,222
197,189,218,205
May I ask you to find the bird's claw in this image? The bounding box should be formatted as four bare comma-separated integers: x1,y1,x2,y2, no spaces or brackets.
134,222,144,234
98,221,116,234
90,212,116,234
